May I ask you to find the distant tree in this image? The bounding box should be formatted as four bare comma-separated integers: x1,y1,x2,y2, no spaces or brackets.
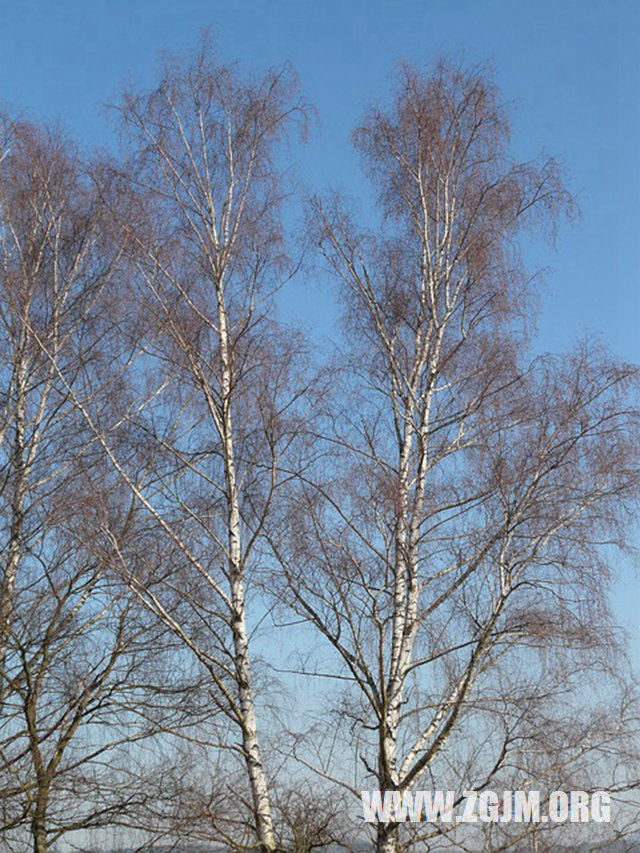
269,62,640,853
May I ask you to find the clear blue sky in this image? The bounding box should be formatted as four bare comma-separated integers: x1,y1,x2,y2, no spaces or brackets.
2,0,639,651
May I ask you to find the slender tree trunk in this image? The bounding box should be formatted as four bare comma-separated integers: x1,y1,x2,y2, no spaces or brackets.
31,783,50,853
0,356,27,703
219,295,276,853
231,578,277,853
378,352,437,853
31,811,48,853
377,826,399,853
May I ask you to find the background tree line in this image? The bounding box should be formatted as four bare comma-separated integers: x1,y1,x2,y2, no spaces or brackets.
1,39,639,853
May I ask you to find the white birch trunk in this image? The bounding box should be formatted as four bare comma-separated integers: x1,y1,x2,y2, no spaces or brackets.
219,295,276,853
0,356,27,704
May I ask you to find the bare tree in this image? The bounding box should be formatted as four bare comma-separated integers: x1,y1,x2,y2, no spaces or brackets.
0,510,194,853
0,114,196,853
63,39,313,853
269,61,640,853
0,111,114,708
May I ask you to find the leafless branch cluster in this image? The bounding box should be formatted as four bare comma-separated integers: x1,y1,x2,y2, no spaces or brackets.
0,43,639,853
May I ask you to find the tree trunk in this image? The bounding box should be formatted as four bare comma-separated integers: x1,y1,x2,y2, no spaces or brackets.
0,356,27,704
232,579,277,853
220,298,276,853
31,787,49,853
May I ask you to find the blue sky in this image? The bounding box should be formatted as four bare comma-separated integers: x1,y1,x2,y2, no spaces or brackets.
2,0,639,651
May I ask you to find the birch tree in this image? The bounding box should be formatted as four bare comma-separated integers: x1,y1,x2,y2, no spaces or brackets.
270,62,640,853
0,115,197,853
0,113,109,706
88,41,312,853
